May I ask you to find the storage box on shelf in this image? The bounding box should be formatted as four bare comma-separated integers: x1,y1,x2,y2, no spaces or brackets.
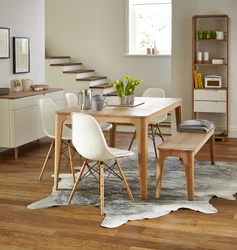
192,14,230,140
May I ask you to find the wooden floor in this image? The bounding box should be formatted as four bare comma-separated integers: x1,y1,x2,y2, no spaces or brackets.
0,133,237,250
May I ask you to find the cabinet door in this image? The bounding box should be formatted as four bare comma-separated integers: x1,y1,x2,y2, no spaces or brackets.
9,105,45,148
0,99,10,147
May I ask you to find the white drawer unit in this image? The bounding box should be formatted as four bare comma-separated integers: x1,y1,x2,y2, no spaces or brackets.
194,101,226,113
194,89,227,114
0,89,63,158
194,89,226,101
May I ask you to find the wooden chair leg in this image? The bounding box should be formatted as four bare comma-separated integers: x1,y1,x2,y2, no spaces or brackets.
156,151,168,198
128,130,136,150
209,134,215,165
99,161,104,215
68,161,87,204
39,142,54,180
68,142,75,183
115,160,134,202
156,124,165,142
183,153,194,201
150,125,158,159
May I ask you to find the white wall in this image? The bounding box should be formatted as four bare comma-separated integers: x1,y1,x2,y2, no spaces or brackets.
0,0,45,89
45,0,172,97
172,0,237,137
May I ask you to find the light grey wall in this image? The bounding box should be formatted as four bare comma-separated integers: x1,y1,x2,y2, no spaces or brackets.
45,0,171,96
172,0,237,136
0,0,45,89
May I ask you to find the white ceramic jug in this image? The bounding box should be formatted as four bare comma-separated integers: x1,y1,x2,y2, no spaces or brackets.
21,79,33,91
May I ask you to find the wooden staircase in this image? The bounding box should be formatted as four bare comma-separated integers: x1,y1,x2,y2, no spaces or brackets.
45,56,171,134
45,56,115,96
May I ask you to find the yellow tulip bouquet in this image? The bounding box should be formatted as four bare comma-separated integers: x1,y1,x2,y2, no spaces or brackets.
111,75,143,97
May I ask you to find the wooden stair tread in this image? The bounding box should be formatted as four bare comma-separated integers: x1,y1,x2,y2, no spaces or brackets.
63,69,94,74
90,83,112,89
50,63,82,66
46,56,70,59
106,91,118,96
76,76,107,81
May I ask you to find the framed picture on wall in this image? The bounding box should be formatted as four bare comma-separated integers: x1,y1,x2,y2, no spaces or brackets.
13,37,30,74
0,27,10,59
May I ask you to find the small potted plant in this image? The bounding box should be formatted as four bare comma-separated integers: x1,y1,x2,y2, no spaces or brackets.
111,75,143,105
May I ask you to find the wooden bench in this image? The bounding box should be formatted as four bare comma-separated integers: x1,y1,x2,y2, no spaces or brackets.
156,127,215,200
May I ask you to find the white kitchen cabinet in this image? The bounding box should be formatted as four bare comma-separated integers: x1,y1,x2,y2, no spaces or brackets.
0,89,63,158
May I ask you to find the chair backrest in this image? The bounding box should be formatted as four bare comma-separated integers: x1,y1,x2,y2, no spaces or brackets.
142,88,167,123
65,93,78,108
72,113,113,161
38,98,57,138
142,88,165,98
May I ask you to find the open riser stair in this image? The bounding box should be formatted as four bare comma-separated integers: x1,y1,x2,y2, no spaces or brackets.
45,55,171,134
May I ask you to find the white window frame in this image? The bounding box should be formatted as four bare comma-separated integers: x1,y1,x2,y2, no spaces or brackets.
126,0,172,56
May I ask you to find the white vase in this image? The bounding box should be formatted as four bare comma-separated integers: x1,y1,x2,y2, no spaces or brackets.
127,94,135,104
118,96,127,105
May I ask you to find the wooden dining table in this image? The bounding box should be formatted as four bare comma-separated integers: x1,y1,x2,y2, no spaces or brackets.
54,96,182,199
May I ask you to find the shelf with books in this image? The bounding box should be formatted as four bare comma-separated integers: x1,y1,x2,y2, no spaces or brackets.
192,14,230,139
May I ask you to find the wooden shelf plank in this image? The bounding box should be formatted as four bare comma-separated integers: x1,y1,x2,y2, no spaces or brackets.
193,39,227,42
194,64,228,66
194,87,227,90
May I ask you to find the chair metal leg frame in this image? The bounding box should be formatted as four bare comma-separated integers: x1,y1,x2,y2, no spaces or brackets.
150,124,158,159
39,140,75,181
128,124,165,158
67,159,134,215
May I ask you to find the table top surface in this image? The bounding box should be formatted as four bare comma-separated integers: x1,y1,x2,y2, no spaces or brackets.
56,96,182,119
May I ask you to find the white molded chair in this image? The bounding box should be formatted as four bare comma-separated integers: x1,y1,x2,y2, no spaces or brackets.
128,88,167,158
65,93,113,131
38,98,75,182
67,113,134,215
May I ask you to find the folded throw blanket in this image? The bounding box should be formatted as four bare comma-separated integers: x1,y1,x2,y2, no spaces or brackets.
178,119,214,133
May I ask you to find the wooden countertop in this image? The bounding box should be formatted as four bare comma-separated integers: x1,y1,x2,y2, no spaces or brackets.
0,88,63,99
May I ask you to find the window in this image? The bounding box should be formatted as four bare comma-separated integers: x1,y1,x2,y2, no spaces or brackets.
127,0,172,55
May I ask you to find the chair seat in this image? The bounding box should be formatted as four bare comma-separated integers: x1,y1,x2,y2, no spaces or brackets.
109,147,134,158
99,122,113,131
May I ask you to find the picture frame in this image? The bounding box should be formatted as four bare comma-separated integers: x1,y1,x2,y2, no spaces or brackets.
13,37,30,74
0,27,10,59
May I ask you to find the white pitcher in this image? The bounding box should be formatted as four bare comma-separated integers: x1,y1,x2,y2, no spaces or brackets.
21,79,33,91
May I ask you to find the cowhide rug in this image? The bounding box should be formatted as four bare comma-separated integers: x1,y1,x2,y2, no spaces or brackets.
28,148,237,228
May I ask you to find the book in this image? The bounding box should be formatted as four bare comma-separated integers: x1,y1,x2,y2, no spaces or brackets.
197,72,203,88
193,70,198,88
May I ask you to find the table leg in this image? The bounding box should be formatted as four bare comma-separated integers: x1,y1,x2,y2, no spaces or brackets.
54,114,66,191
132,118,148,199
110,123,117,147
175,105,182,128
